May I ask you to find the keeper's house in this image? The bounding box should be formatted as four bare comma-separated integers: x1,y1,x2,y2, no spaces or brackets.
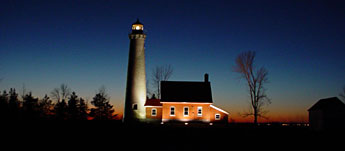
145,74,229,124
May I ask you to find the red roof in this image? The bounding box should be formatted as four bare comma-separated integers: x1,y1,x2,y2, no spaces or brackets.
145,99,162,106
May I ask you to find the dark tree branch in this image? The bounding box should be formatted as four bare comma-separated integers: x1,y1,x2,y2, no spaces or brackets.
233,51,271,125
50,84,71,102
151,65,173,99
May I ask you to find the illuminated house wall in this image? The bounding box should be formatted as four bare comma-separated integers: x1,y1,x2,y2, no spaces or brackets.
161,103,212,122
145,99,163,121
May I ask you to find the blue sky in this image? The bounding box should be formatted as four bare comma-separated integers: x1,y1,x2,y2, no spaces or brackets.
1,0,344,121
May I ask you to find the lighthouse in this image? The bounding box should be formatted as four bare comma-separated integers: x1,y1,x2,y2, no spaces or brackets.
123,19,147,123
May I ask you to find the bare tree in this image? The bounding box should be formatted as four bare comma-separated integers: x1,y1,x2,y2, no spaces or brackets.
146,79,153,98
151,65,173,99
340,85,345,101
60,84,71,101
21,83,26,98
50,83,71,102
51,88,60,102
233,51,271,125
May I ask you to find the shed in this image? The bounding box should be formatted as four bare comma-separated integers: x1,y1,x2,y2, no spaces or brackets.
308,97,345,131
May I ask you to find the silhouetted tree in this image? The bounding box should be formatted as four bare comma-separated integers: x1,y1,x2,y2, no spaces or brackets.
68,92,79,120
67,92,88,120
21,83,27,99
90,87,116,120
38,94,54,119
78,98,89,120
54,99,68,120
1,86,92,120
0,90,9,119
233,51,271,125
151,64,173,98
22,92,40,120
51,88,60,102
51,84,71,120
8,88,21,120
146,79,152,99
50,83,71,102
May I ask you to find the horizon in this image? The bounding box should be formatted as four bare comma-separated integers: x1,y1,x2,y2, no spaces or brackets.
1,0,345,123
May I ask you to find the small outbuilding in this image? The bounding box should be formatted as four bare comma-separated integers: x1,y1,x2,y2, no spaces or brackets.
308,97,345,131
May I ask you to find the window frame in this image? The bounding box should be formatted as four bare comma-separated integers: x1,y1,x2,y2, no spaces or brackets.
151,108,157,116
170,106,175,116
215,114,221,120
197,106,203,117
183,106,189,116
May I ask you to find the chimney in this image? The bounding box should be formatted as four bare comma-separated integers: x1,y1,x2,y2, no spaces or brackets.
204,73,209,82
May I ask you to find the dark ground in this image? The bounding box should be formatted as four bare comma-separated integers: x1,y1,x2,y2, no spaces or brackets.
2,121,343,150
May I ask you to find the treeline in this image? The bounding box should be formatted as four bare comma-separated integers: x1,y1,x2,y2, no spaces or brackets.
0,84,117,120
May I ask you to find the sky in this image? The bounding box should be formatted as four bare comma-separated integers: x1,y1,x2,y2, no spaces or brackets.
1,0,344,122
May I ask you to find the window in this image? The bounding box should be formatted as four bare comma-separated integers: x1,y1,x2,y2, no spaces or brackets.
132,104,138,110
197,107,202,116
215,114,221,120
151,108,157,116
184,107,189,116
170,106,175,116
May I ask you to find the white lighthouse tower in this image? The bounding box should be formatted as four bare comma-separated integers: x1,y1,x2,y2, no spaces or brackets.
123,19,147,123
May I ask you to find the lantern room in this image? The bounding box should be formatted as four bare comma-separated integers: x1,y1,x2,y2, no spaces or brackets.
132,19,144,34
